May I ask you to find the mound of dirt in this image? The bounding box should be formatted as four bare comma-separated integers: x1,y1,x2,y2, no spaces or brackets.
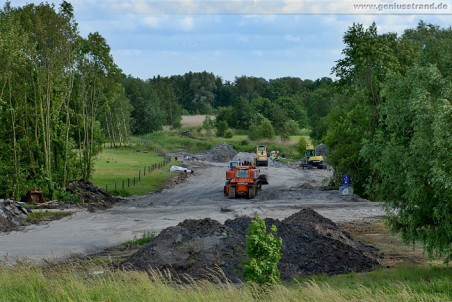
0,199,30,232
66,180,122,210
121,217,245,283
121,208,381,283
197,143,237,163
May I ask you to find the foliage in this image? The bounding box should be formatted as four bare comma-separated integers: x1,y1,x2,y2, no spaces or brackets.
0,2,129,198
202,115,215,137
215,120,228,137
296,136,309,158
224,129,234,138
244,215,282,285
363,65,452,261
248,117,275,141
26,211,72,224
328,21,452,260
283,119,299,135
122,231,155,247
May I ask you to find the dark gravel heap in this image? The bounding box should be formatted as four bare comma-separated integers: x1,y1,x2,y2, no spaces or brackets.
121,209,380,283
66,180,122,209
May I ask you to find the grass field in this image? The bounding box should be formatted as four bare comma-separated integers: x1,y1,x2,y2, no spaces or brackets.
91,146,174,196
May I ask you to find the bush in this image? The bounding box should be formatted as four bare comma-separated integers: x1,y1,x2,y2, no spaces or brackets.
244,215,282,285
224,129,234,138
296,136,309,158
215,120,228,137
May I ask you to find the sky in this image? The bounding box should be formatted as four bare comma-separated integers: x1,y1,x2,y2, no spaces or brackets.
6,0,452,82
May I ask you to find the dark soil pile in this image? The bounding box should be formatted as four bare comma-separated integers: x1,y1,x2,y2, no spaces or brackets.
66,180,123,210
121,217,245,283
121,209,381,283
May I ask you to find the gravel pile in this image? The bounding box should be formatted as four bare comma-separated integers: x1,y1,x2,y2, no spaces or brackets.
121,208,380,283
197,143,237,163
0,199,30,232
315,143,328,162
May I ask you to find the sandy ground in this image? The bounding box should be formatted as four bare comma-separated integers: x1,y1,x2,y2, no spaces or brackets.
0,158,384,264
180,115,212,128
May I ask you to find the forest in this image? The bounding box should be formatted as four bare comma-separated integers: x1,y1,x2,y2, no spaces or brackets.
0,1,450,258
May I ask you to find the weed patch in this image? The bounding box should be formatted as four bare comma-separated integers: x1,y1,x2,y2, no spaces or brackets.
26,211,72,224
123,231,155,247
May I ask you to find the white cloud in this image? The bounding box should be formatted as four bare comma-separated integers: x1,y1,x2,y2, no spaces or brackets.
142,16,165,28
284,34,301,42
282,0,305,13
179,16,195,31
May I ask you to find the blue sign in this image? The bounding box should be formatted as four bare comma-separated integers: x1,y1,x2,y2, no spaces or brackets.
342,175,351,185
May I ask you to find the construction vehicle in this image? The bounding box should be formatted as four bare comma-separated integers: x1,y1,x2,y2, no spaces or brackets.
224,162,268,199
300,144,327,169
255,145,268,167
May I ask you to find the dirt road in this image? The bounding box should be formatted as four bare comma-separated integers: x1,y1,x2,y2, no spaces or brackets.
0,157,384,264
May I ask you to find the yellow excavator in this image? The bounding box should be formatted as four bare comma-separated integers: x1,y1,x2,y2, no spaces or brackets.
301,144,327,169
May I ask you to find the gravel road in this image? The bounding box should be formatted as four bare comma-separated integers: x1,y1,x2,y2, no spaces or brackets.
0,157,384,264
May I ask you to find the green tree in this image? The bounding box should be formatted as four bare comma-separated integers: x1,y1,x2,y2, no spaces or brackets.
0,2,131,198
296,136,309,158
327,22,399,196
244,215,282,285
235,76,268,101
232,97,255,130
248,116,275,140
122,76,164,134
329,21,451,260
363,65,451,260
202,115,215,137
215,120,228,137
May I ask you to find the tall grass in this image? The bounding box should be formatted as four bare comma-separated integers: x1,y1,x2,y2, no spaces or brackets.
0,263,449,302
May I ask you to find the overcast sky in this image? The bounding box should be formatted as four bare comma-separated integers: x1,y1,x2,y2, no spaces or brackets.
6,0,452,81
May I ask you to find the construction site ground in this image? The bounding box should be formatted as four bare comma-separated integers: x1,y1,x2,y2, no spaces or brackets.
0,149,431,276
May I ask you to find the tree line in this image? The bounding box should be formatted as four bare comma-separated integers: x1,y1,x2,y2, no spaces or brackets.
124,73,339,141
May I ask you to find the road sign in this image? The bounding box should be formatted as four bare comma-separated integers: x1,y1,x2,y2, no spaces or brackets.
339,185,353,196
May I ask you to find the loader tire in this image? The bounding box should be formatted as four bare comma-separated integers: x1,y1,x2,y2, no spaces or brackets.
228,186,236,199
248,187,255,199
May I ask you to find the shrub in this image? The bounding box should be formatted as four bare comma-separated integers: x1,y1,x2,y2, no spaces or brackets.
224,128,234,138
296,136,309,158
244,215,282,285
123,231,155,247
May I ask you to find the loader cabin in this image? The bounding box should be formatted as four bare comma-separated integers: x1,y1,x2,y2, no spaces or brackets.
236,168,250,178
